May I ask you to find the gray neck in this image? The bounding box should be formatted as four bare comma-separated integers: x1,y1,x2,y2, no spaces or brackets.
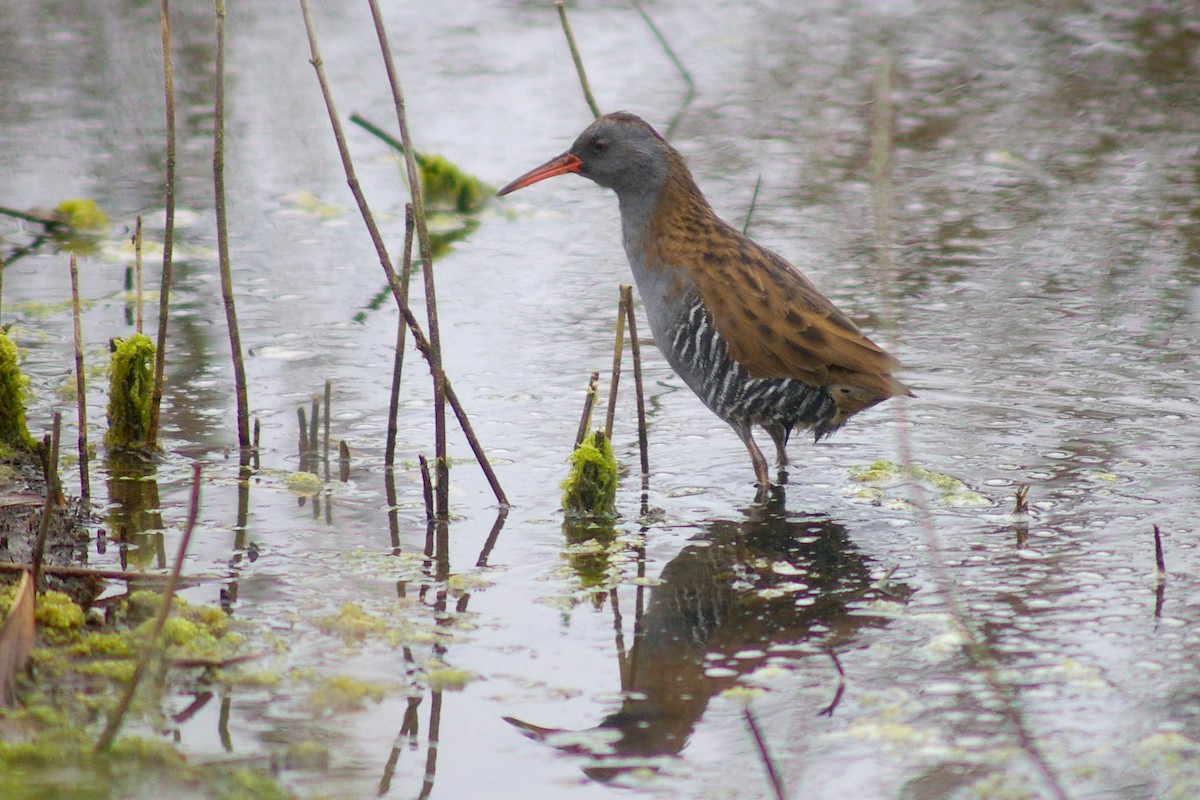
615,180,697,346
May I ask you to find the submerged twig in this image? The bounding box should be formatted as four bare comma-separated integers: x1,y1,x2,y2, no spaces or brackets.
68,256,90,503
555,0,601,118
148,0,178,450
96,462,202,753
213,0,251,459
1013,483,1029,514
0,205,63,229
622,286,649,478
298,1,508,508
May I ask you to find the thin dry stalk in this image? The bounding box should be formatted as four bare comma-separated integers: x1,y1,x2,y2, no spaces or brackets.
297,1,508,508
604,289,627,440
134,215,144,334
252,416,261,471
297,406,309,470
742,175,763,236
555,0,601,118
323,380,331,481
869,53,1068,800
364,0,448,518
31,414,62,594
386,205,416,468
309,394,320,455
631,0,694,136
575,370,600,449
621,286,649,477
212,0,251,458
148,0,177,450
68,255,90,503
96,462,202,753
418,454,434,523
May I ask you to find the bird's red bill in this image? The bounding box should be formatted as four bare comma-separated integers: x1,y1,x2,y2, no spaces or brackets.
497,152,582,196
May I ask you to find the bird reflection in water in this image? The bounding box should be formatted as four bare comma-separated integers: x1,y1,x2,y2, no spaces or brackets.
506,491,910,782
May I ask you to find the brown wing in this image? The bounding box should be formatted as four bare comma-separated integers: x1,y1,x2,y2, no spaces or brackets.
651,194,909,417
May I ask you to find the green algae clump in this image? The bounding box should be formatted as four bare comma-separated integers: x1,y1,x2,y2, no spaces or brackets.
0,332,37,456
54,198,109,230
105,334,156,450
417,153,489,213
561,430,618,521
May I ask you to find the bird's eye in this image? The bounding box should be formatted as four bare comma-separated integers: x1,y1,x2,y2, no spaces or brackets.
591,137,609,154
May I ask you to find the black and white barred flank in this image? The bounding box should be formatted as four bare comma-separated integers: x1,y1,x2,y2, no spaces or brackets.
666,296,841,442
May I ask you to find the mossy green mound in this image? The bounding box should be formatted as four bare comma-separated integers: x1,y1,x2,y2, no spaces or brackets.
562,430,618,521
417,153,489,214
0,332,37,457
105,334,156,450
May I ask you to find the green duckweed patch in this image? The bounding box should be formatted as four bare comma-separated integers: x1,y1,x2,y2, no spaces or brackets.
847,460,990,508
310,674,390,714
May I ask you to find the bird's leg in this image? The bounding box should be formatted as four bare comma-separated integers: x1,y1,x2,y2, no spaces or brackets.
732,422,772,490
764,423,791,485
764,423,790,467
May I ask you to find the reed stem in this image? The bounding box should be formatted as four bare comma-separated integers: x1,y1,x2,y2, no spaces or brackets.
298,1,508,508
575,370,600,449
604,289,626,440
621,286,649,478
212,0,251,458
364,0,448,518
386,205,416,468
148,0,177,450
555,0,601,118
68,256,90,503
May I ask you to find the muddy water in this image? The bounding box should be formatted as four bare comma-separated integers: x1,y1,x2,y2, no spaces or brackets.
2,0,1198,798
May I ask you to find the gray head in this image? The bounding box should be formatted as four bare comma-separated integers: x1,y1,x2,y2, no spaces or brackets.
497,112,672,201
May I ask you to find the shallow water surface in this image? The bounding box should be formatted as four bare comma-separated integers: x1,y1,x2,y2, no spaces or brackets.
1,0,1198,798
